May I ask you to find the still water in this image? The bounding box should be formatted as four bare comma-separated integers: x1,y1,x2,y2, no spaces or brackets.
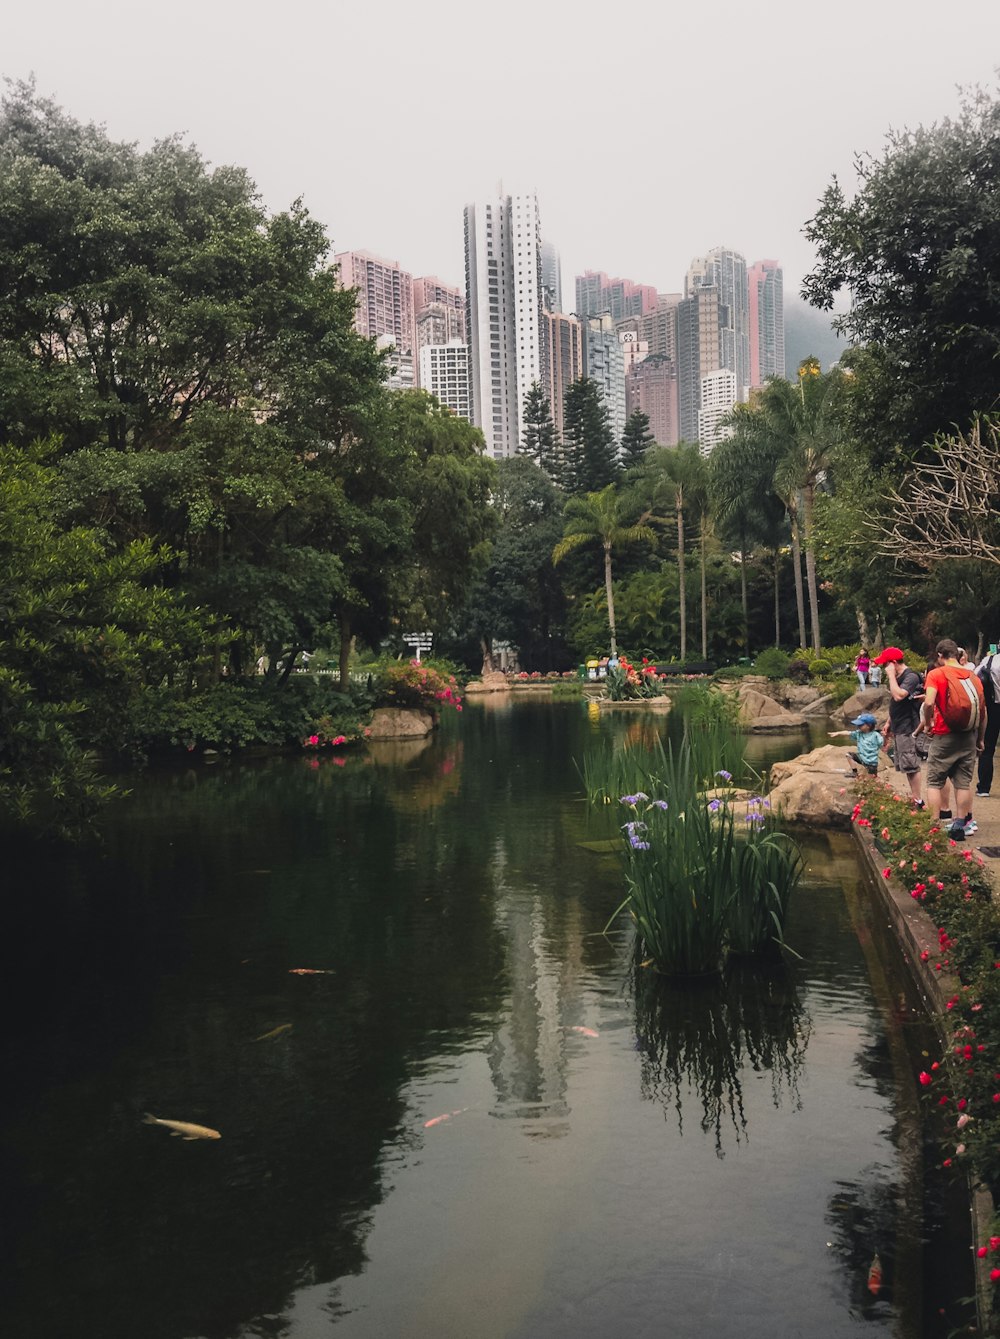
1,697,969,1338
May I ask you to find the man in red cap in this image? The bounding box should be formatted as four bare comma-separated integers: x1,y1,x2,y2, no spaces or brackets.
874,647,925,807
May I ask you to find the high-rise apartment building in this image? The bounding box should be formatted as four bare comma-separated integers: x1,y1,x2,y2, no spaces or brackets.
464,193,544,458
582,314,627,447
419,341,473,421
677,284,721,443
625,354,679,447
334,250,415,359
677,248,749,444
544,310,583,441
575,271,658,321
540,240,562,312
697,369,737,455
748,260,784,387
687,248,750,396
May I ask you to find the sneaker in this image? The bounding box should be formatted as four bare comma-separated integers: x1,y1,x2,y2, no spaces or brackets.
911,800,926,811
949,822,966,841
939,810,953,820
977,791,991,798
964,819,980,836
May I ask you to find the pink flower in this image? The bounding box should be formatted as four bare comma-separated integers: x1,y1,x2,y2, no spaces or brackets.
990,1237,1000,1251
308,735,319,746
992,1268,1000,1284
957,1113,971,1129
978,1246,989,1258
331,735,347,746
882,867,892,879
919,950,930,962
918,1071,932,1086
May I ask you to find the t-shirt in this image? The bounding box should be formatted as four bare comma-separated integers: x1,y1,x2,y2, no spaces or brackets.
851,729,883,765
925,664,986,735
887,667,922,735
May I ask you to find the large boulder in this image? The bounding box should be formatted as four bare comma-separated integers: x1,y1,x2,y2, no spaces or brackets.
367,707,435,739
781,684,835,715
768,743,870,827
737,686,808,731
840,686,890,723
465,671,512,695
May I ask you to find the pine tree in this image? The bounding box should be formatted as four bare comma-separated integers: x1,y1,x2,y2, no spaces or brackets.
620,409,656,470
562,378,619,495
519,381,557,469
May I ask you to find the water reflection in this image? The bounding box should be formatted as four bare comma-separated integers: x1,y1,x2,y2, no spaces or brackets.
633,960,809,1154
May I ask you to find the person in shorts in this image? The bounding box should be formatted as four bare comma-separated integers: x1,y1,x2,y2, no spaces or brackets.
874,647,924,807
922,638,986,838
831,712,883,776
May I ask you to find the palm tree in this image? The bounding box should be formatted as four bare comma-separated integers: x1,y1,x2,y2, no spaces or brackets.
552,485,655,657
633,445,706,661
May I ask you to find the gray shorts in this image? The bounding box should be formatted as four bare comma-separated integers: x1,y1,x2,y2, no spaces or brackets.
892,732,922,775
925,730,978,790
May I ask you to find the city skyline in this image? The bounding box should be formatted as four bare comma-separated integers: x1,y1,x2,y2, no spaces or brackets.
4,1,998,320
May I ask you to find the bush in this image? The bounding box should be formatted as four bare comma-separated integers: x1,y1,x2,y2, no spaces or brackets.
375,659,462,714
786,659,812,684
753,647,790,679
712,665,758,681
809,658,832,677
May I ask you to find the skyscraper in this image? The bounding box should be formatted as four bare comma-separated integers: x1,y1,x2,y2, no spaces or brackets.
748,260,784,387
676,283,721,443
334,250,415,360
544,310,583,441
419,341,473,421
540,240,562,312
697,369,737,454
625,354,679,447
678,247,749,446
464,193,544,458
582,314,627,447
575,271,658,321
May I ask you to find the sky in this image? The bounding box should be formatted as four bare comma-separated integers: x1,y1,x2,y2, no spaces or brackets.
4,1,1000,305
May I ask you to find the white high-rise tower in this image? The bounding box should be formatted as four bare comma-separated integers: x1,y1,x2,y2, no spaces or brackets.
464,193,544,458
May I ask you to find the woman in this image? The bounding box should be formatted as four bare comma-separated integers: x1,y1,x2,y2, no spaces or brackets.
855,648,871,691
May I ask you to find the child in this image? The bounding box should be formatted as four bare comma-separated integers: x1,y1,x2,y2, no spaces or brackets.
831,712,884,776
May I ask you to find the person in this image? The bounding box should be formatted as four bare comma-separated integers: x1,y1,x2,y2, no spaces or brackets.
974,645,1000,796
855,648,871,691
921,638,987,839
873,647,924,807
830,712,883,776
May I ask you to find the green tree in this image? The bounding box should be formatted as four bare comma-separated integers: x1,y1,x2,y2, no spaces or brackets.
518,381,558,475
620,409,656,470
0,443,208,837
633,445,706,661
803,81,1000,458
552,485,655,657
562,378,620,494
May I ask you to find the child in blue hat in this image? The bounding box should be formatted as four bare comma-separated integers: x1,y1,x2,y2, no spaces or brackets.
830,712,884,776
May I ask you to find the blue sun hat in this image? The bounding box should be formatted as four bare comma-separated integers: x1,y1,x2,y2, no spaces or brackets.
850,712,877,727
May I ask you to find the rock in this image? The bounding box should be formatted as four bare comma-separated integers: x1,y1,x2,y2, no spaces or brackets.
367,707,435,739
464,672,511,695
737,686,808,731
781,684,834,714
840,686,890,723
799,694,834,716
767,743,872,828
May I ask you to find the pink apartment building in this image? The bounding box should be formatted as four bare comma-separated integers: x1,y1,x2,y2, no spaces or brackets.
625,354,679,447
334,250,415,355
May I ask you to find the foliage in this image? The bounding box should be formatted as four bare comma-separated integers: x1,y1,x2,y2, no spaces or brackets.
786,658,812,684
809,658,832,677
605,655,665,701
518,381,558,476
374,660,462,714
753,647,790,679
673,682,743,736
803,81,1000,460
850,778,1000,1209
607,749,802,975
0,442,209,837
561,378,620,495
620,409,655,470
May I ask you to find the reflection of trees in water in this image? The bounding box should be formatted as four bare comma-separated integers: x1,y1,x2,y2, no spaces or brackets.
633,959,810,1155
824,1179,907,1321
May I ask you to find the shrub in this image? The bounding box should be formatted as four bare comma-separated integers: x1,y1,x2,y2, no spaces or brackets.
786,658,812,684
753,647,790,679
712,665,758,681
809,658,832,677
375,660,462,714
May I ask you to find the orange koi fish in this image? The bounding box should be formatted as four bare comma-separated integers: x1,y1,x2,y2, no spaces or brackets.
568,1026,600,1039
288,968,332,975
424,1108,469,1128
143,1113,221,1141
867,1252,883,1296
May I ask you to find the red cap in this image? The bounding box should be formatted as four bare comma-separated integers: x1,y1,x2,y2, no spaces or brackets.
872,647,904,665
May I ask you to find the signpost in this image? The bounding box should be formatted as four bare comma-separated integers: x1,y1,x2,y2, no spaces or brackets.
403,631,433,662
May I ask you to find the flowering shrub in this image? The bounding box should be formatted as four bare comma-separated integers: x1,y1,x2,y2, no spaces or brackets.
852,775,1000,1263
375,660,462,714
606,654,665,701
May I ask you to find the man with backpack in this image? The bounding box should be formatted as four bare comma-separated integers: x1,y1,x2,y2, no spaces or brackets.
874,647,925,807
921,638,987,839
973,647,1000,797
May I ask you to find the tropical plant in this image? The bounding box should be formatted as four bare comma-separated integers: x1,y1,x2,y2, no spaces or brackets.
633,444,707,661
374,660,462,714
552,486,655,658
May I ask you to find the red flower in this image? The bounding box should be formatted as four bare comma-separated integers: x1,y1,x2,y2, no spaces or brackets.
978,1246,989,1258
918,1071,932,1086
992,1268,1000,1284
882,867,892,879
958,1098,968,1110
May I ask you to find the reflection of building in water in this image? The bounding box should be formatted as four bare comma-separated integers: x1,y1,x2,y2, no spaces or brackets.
486,842,592,1123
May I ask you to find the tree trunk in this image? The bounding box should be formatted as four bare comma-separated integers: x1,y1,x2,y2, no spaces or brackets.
773,549,781,647
802,483,821,652
700,523,708,660
789,510,807,651
338,617,352,693
677,507,687,661
604,543,617,657
739,541,749,651
480,637,494,675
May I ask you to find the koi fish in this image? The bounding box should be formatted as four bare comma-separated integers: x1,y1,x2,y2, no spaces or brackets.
288,968,332,975
254,1023,292,1042
867,1252,883,1296
142,1113,221,1141
569,1026,600,1039
424,1108,469,1128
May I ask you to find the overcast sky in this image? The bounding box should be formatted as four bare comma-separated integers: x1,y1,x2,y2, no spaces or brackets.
5,2,1000,304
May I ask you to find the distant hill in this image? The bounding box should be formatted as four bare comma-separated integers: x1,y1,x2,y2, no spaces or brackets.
784,296,845,375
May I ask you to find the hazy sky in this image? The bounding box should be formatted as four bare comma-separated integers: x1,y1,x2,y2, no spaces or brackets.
5,1,1000,303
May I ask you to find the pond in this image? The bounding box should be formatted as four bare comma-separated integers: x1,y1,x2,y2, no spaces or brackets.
0,697,971,1338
